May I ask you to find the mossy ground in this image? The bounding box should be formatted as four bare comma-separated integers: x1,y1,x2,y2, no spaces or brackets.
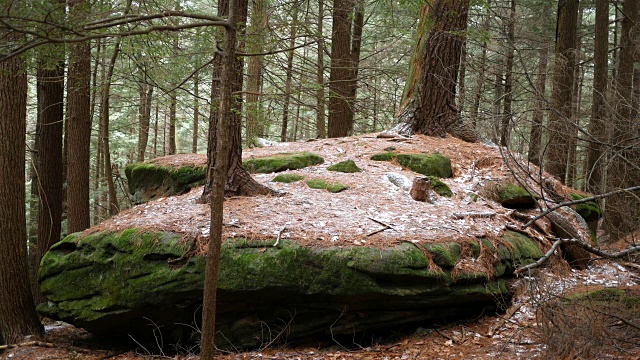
272,173,305,183
243,152,324,173
327,160,361,173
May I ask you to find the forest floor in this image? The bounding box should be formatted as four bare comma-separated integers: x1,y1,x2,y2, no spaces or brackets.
3,134,640,359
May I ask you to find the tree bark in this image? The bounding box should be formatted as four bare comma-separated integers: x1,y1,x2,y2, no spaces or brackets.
327,0,355,137
346,0,364,129
137,83,153,162
471,1,491,130
584,0,608,195
193,74,199,152
500,0,515,147
281,6,299,142
245,0,266,146
66,0,93,233
35,54,65,304
528,41,550,167
0,31,44,344
545,0,579,183
411,0,471,138
604,0,640,241
315,0,326,138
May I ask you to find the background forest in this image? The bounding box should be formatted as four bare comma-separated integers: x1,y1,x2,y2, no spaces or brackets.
1,0,640,355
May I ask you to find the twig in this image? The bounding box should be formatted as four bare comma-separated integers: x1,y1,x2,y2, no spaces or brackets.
515,238,640,274
273,225,286,247
367,216,395,229
487,304,522,337
452,211,496,219
367,227,390,236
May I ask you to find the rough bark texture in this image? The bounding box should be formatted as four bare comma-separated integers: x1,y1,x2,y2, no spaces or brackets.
346,0,364,129
500,0,515,147
545,0,579,183
245,0,266,146
470,2,490,130
35,58,65,304
281,7,298,142
315,0,326,138
528,41,549,167
193,75,199,152
411,0,471,137
327,0,355,137
200,0,273,204
66,3,92,232
137,83,153,162
201,0,238,356
0,32,44,344
168,86,177,155
605,0,640,241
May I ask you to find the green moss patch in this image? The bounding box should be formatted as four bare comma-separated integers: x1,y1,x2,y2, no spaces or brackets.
371,152,397,161
327,160,361,173
306,179,348,193
125,162,207,204
396,153,452,178
429,176,453,197
570,193,603,222
497,183,535,209
272,174,304,183
243,152,324,173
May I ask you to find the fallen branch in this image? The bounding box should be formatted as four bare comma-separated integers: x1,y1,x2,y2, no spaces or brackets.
452,211,496,220
487,304,523,337
515,238,640,274
273,225,287,247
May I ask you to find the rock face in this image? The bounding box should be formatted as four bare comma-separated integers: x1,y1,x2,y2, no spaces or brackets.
38,229,543,349
125,160,206,204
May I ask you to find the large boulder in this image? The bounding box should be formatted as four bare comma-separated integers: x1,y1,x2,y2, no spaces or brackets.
38,229,542,350
125,155,207,204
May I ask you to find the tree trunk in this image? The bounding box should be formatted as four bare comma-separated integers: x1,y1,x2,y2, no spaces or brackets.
315,0,327,138
457,39,467,113
92,38,103,226
153,101,159,158
605,0,640,241
545,0,579,183
346,0,364,128
327,0,354,137
411,0,472,138
500,0,515,147
528,41,550,166
281,6,299,142
66,1,93,233
471,1,491,130
193,74,199,152
137,83,153,162
566,6,584,188
200,0,274,205
585,0,608,195
245,0,266,146
168,88,177,155
35,55,65,304
0,31,44,344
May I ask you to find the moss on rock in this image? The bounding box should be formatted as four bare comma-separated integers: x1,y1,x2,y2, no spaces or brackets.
272,174,304,183
326,183,349,193
327,160,361,173
306,179,328,189
429,176,453,197
125,162,207,204
371,152,397,161
306,179,348,193
497,183,535,209
243,152,324,173
396,153,453,178
570,193,603,223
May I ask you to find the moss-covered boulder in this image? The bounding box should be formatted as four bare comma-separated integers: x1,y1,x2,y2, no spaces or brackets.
38,229,543,350
429,176,453,197
327,160,361,173
243,152,324,173
125,160,206,204
272,174,305,183
496,183,535,209
371,152,452,178
570,193,603,223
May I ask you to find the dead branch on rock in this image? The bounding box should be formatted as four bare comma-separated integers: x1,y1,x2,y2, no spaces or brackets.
515,238,640,275
452,211,496,219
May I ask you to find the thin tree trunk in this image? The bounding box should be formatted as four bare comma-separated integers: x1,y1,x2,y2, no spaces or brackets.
281,7,298,142
545,0,579,183
92,39,103,226
0,31,44,344
458,39,467,113
605,0,640,240
500,0,515,147
153,101,159,158
566,6,584,188
168,90,177,154
327,0,355,137
245,0,266,146
471,2,491,130
316,0,326,138
346,0,364,128
193,74,199,152
585,0,609,195
137,83,153,162
492,60,504,144
528,41,550,167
